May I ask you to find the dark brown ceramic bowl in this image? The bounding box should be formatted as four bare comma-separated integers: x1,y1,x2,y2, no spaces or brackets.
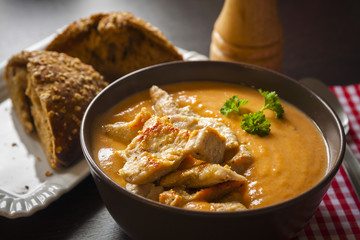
80,61,345,240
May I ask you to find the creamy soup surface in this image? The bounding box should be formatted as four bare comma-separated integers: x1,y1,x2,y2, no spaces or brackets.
92,82,327,210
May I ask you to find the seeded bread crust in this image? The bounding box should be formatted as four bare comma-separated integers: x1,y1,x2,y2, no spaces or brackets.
4,50,108,168
4,52,34,133
46,12,183,82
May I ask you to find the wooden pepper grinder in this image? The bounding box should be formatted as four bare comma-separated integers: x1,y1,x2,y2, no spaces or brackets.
210,0,284,72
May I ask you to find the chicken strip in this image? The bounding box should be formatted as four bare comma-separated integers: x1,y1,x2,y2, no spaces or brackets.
150,85,197,116
125,183,164,201
159,181,246,209
159,163,247,188
183,201,247,212
185,127,226,163
168,115,239,150
177,155,205,170
224,145,253,174
118,116,190,184
159,188,192,207
150,86,239,150
103,107,152,144
191,181,244,202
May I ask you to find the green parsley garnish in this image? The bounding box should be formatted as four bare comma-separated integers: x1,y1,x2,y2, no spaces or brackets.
241,111,271,137
220,96,248,116
259,89,284,119
220,89,284,137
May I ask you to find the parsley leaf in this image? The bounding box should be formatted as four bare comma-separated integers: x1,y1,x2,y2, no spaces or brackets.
241,111,271,137
259,89,284,118
220,90,284,137
220,96,248,116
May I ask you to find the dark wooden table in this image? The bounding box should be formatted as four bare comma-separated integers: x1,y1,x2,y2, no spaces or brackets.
0,0,359,239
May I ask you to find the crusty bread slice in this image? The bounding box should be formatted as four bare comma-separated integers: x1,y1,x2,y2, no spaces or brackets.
4,50,108,168
46,12,183,82
4,52,35,133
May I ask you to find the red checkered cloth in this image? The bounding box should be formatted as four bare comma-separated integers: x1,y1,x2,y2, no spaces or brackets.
296,84,360,239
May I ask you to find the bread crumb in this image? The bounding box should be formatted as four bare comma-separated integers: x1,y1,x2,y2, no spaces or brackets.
45,170,53,177
36,157,41,162
11,143,17,147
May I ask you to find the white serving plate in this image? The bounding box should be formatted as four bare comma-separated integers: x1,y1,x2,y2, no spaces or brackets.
0,31,207,219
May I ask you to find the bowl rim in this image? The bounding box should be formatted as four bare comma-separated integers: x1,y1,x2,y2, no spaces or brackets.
80,60,345,216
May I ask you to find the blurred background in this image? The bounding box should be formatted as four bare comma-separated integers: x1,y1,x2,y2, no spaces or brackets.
1,0,359,85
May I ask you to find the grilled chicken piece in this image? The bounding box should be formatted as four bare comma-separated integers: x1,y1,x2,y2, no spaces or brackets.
183,201,247,212
125,183,164,201
159,181,244,204
118,116,190,184
150,85,239,150
103,107,152,144
185,127,226,163
177,155,205,170
159,181,246,209
159,163,247,188
191,181,244,202
150,85,197,116
159,188,192,207
168,115,239,150
224,145,253,174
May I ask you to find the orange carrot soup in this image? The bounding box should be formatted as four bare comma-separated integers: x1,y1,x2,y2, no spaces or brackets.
91,82,328,211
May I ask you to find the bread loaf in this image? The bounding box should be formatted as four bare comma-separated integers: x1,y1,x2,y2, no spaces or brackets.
4,50,108,168
46,12,183,82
